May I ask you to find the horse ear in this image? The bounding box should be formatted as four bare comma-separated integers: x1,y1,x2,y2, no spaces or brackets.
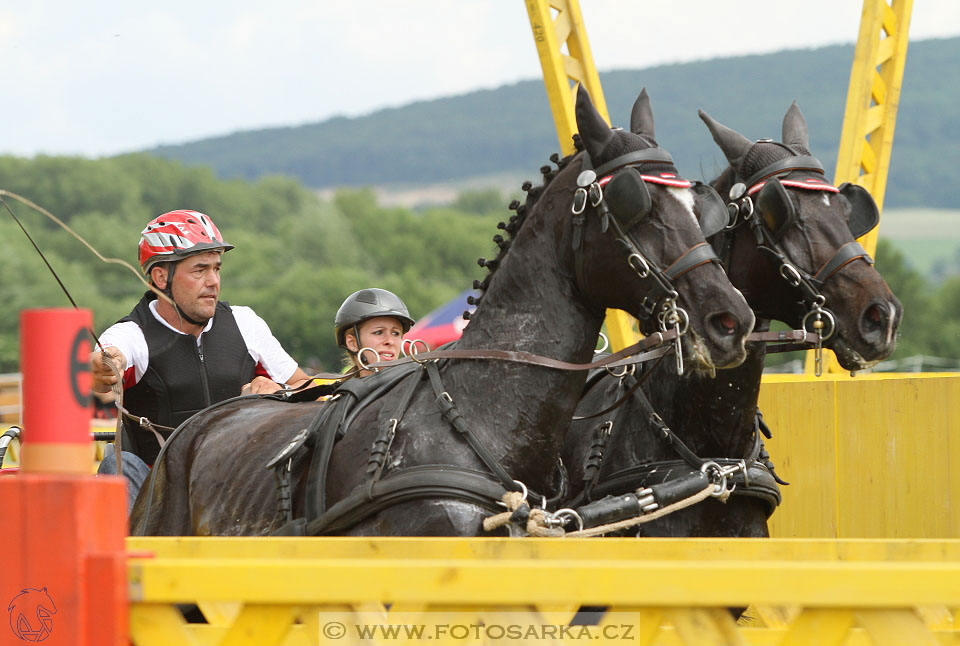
629,88,657,143
781,101,810,151
575,84,614,162
699,109,753,171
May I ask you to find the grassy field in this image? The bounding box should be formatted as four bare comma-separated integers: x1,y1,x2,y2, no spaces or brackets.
879,208,960,278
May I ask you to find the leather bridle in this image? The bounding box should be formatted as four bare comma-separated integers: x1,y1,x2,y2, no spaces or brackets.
712,154,875,375
570,148,723,372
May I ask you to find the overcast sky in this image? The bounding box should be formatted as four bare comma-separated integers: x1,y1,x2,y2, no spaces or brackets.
2,1,957,158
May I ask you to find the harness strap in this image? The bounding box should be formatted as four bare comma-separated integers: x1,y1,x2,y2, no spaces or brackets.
743,155,824,188
812,241,874,287
750,329,819,354
593,149,676,176
365,367,424,499
424,361,521,496
572,350,668,421
304,466,509,535
663,242,721,280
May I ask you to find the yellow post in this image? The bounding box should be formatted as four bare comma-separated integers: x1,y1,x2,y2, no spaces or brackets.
524,0,638,349
806,0,914,374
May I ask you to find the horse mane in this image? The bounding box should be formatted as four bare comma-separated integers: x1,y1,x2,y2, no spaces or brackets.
463,136,584,318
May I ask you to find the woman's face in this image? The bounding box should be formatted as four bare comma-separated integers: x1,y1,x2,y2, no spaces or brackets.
346,316,405,369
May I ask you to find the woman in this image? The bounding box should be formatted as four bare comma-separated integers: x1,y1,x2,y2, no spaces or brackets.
242,288,414,395
334,288,415,377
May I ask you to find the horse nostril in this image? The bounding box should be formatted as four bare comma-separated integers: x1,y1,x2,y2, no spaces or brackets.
710,313,738,337
862,304,884,333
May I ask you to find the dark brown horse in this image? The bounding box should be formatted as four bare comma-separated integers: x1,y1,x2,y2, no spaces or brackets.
562,102,902,538
130,87,754,537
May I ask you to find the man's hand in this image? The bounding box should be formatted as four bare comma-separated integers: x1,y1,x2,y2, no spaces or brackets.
242,376,283,395
90,347,126,393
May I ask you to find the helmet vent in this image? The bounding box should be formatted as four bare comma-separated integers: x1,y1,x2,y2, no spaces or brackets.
355,290,378,304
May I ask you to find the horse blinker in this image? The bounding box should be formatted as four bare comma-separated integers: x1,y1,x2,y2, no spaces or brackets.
604,167,652,232
756,178,797,240
838,182,880,238
691,182,730,238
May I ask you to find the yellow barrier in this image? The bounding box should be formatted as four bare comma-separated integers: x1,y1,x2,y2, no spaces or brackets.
127,537,960,645
760,373,960,538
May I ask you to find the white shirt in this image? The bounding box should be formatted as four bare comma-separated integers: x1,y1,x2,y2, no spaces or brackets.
99,300,298,389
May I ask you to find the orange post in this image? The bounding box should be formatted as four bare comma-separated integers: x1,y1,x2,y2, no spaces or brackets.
0,309,128,646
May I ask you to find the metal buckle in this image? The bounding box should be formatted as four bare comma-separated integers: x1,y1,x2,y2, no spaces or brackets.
779,263,803,287
588,182,603,207
628,252,651,278
572,187,588,215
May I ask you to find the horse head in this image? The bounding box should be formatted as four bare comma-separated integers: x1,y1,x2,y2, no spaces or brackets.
700,103,901,370
569,86,754,370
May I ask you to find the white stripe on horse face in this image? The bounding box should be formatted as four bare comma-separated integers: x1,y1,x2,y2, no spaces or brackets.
666,186,699,228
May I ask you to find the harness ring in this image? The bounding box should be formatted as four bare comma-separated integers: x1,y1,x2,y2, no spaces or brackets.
595,331,609,354
803,307,837,342
356,347,382,372
403,338,432,364
605,363,635,379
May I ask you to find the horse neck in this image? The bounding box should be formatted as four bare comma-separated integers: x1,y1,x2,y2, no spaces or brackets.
449,193,603,483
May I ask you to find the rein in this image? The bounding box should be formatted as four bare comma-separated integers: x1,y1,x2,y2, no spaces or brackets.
366,327,678,372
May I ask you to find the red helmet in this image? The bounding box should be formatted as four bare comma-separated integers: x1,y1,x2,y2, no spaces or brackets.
138,210,234,273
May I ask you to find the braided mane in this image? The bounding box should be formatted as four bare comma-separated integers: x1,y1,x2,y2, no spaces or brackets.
463,137,584,318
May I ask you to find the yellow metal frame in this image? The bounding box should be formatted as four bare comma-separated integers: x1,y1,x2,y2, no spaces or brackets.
524,0,638,350
128,536,960,645
807,0,914,374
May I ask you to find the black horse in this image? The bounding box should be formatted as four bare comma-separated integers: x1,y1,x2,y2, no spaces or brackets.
130,87,755,537
562,102,902,538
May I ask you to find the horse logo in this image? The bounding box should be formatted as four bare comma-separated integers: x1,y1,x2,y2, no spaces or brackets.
7,587,57,642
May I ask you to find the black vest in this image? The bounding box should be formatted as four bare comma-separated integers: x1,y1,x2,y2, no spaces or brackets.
120,293,256,465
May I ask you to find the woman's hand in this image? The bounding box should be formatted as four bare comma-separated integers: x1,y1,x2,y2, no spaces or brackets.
242,376,283,395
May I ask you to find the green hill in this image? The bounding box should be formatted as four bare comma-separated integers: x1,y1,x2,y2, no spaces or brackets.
148,37,959,209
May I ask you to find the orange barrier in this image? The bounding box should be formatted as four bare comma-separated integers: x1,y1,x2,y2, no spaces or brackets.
0,309,127,646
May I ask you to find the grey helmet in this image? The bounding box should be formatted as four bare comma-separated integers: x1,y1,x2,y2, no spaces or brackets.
335,288,415,349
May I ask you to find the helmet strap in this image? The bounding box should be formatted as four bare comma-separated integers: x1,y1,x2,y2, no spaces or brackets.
348,324,361,354
159,261,211,328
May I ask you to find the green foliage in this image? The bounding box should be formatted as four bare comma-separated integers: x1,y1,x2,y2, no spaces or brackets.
0,156,505,373
873,238,936,360
452,189,504,215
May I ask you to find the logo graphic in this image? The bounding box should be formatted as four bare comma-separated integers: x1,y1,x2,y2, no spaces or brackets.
7,588,57,642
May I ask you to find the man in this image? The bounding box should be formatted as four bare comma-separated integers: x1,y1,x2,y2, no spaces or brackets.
91,210,310,509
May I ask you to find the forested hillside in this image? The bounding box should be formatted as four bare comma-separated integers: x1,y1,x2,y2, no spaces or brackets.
0,155,502,373
149,38,959,209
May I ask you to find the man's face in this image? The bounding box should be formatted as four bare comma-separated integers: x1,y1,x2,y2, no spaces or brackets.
165,251,222,323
